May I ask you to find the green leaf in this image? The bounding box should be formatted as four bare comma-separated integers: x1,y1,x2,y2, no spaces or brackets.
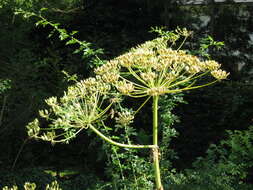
40,8,48,12
66,39,77,45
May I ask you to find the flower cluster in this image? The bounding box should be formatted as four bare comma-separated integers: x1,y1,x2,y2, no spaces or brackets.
95,35,229,97
115,110,135,126
26,77,112,143
116,80,134,95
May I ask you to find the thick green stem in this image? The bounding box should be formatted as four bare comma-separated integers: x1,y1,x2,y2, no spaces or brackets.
89,124,157,149
153,96,163,190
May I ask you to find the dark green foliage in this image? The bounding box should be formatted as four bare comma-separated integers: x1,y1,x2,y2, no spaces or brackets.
165,126,253,190
0,168,54,189
173,81,253,169
160,94,186,169
0,167,102,190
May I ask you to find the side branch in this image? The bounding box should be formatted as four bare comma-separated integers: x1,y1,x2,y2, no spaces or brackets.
88,124,157,149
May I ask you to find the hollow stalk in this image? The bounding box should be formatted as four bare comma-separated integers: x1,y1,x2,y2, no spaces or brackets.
153,95,163,190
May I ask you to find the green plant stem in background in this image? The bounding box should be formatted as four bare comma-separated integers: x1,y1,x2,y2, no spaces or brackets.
152,95,163,190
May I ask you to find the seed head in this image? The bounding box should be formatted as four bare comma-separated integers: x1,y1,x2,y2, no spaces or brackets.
116,80,134,95
211,70,230,80
116,111,135,126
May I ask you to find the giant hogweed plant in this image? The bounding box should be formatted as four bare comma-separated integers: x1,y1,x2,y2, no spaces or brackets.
27,28,229,189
